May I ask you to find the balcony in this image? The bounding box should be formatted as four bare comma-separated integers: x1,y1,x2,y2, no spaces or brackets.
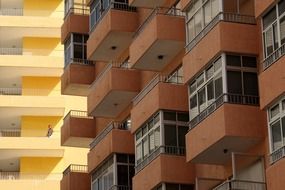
61,60,95,96
0,172,61,190
183,12,257,83
61,110,96,148
186,94,266,164
87,0,138,61
133,149,195,190
88,63,140,117
62,3,90,43
131,75,188,133
0,88,65,116
129,8,185,71
61,164,90,190
259,44,285,109
0,128,64,158
88,122,134,172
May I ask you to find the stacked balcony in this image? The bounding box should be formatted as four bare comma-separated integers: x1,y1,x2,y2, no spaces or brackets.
129,7,185,71
87,0,138,61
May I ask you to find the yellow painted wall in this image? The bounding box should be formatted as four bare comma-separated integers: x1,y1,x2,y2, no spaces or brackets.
20,157,62,174
22,76,61,96
23,0,64,18
21,116,62,137
22,37,63,57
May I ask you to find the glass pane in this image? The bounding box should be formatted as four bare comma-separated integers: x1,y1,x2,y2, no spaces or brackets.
243,72,258,96
280,16,285,45
270,104,280,119
282,117,285,144
212,0,219,18
136,130,142,140
242,56,257,68
278,0,285,16
149,132,155,152
271,121,282,150
226,55,241,67
187,19,195,42
282,100,285,110
153,113,160,125
214,73,223,98
73,34,83,43
207,80,214,103
164,125,177,147
178,126,188,147
227,71,242,94
190,81,197,92
117,165,128,186
273,23,279,50
164,111,176,121
198,88,206,111
214,57,222,71
154,127,160,147
177,113,189,122
136,143,142,162
197,73,204,87
206,65,214,79
129,165,135,186
165,184,179,190
73,44,83,59
194,9,203,35
190,95,198,109
204,0,211,26
117,154,128,163
265,28,274,56
263,7,277,28
142,138,149,158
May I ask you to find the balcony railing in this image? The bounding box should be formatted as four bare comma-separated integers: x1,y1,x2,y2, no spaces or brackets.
0,8,23,16
64,58,94,68
64,110,93,121
132,74,184,106
89,121,129,150
109,185,132,190
0,88,61,96
0,172,62,180
63,164,88,176
270,146,285,165
185,12,256,53
90,0,136,33
0,128,60,137
189,93,260,130
212,179,266,190
0,47,63,56
133,7,185,39
64,3,90,18
135,145,185,173
263,43,285,71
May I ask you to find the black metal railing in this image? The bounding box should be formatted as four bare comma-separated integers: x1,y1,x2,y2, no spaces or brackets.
213,179,266,190
63,164,88,176
270,146,285,165
186,12,256,53
135,145,185,173
89,121,129,150
63,110,94,121
90,0,136,33
189,93,259,130
65,58,94,68
64,3,90,18
263,43,285,71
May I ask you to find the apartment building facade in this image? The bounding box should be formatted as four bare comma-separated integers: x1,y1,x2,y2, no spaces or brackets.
61,0,285,189
0,0,89,189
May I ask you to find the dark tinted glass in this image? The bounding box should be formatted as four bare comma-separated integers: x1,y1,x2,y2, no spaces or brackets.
263,7,277,28
164,125,177,147
178,126,188,147
165,184,179,190
242,56,257,68
226,55,241,67
227,71,242,94
164,111,176,121
279,0,285,16
73,34,83,43
177,113,189,122
73,45,83,59
243,72,259,96
117,154,128,163
117,165,128,186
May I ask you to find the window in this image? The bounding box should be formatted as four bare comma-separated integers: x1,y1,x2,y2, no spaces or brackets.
268,97,285,153
188,54,258,121
64,33,88,67
135,111,188,165
91,154,134,190
185,0,220,44
166,66,183,84
188,57,222,120
263,1,285,58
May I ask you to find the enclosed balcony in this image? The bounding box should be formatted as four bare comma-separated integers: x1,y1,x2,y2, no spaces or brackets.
196,153,266,190
62,0,90,43
61,110,96,148
131,74,188,132
129,0,173,8
88,122,134,172
183,0,257,83
87,0,137,61
61,164,90,190
88,62,140,117
129,8,185,71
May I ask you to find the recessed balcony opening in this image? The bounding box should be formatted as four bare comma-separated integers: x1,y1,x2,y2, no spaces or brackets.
64,0,90,18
